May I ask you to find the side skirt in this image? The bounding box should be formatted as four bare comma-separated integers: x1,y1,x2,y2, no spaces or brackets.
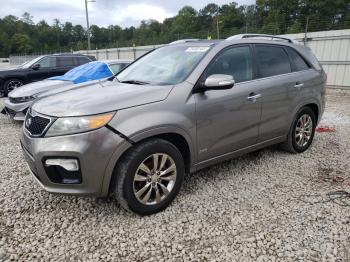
192,136,286,172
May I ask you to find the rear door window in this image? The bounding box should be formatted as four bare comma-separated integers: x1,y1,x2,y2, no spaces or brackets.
286,47,310,72
57,57,75,67
206,46,253,83
255,45,291,78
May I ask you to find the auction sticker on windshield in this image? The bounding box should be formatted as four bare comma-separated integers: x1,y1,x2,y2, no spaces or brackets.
185,47,210,53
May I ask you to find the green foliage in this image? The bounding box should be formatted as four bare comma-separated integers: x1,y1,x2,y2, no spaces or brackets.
0,0,349,57
11,33,32,54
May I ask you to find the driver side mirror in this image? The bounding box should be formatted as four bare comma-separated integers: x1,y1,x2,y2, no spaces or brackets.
203,74,235,91
31,63,41,70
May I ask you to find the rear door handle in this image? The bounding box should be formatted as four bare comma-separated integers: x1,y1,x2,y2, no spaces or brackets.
247,93,262,102
294,82,304,89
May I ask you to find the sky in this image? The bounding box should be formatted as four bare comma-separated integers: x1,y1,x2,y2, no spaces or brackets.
0,0,255,28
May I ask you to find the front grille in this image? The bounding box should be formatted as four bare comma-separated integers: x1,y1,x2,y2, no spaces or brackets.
25,111,51,137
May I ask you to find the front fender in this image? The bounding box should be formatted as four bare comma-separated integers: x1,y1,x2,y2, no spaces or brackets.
110,98,196,159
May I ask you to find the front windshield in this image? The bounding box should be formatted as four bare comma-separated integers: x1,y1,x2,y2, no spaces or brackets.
17,56,44,69
116,45,211,85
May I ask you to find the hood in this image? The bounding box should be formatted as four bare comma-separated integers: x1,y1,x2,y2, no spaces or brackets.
36,79,104,98
0,67,22,74
9,80,69,98
32,80,173,117
0,67,19,73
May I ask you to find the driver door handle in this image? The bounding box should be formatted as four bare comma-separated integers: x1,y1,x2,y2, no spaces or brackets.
247,93,262,102
294,82,304,89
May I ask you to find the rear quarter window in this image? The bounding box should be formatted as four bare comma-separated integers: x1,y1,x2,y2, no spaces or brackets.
75,57,90,65
286,47,310,72
255,45,291,78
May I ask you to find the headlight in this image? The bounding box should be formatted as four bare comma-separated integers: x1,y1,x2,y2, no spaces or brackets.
45,112,115,137
12,96,36,103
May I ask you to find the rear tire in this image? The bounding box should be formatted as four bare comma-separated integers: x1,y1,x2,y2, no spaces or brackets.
281,107,316,153
114,138,185,215
4,78,23,96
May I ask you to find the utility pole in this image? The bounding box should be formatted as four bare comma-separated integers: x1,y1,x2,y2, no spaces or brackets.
216,18,222,39
243,5,248,33
85,0,95,50
304,16,309,46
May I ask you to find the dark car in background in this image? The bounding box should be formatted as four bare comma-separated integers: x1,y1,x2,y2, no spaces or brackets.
0,54,96,97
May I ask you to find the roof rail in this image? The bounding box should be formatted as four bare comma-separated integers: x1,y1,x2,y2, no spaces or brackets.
226,34,299,44
169,39,200,45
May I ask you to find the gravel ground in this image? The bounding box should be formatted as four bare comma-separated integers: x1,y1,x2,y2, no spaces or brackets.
0,89,349,261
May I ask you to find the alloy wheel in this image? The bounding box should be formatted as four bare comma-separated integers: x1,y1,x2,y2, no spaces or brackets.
7,80,23,92
133,153,177,205
295,114,313,147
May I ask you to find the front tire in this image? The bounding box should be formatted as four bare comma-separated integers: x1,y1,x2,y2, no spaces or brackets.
114,138,185,215
281,107,316,153
4,78,23,95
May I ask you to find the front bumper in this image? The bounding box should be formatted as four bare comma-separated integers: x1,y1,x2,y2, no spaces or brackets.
2,98,33,121
20,126,132,197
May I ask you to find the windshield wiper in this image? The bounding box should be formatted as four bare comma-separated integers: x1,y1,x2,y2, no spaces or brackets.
120,80,150,85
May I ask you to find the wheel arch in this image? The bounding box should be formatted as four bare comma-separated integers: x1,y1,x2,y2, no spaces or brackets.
3,76,26,94
102,127,195,197
291,100,321,126
304,103,319,124
4,76,26,83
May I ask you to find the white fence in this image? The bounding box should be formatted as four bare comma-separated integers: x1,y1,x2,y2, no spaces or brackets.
9,29,350,87
285,29,350,87
9,55,38,65
74,45,163,61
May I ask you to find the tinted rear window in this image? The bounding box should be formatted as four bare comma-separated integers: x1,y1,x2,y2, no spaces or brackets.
286,47,310,72
255,45,291,78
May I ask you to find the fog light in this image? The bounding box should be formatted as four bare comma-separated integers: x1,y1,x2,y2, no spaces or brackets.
45,158,79,171
43,158,82,184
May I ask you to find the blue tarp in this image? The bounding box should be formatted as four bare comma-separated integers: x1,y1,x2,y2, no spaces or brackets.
49,61,113,84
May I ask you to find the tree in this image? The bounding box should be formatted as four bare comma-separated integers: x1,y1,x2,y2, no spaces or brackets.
199,3,220,34
172,6,200,36
11,33,32,54
0,1,349,57
21,12,34,25
0,32,11,56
